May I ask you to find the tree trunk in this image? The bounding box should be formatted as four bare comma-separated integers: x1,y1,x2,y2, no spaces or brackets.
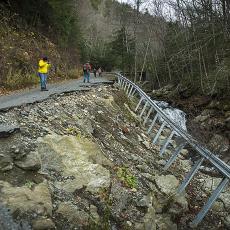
140,37,151,82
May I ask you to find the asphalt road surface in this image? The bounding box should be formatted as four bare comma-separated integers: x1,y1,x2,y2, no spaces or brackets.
0,76,114,111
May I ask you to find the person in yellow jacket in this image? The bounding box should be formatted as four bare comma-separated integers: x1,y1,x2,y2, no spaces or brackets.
38,57,51,91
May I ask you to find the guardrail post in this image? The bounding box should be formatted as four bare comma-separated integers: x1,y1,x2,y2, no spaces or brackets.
178,157,204,194
147,113,159,134
160,130,176,156
115,73,230,225
152,121,166,144
191,177,229,227
121,79,124,88
128,85,134,97
126,83,131,94
126,82,130,93
122,80,126,89
139,101,148,118
117,77,120,85
135,97,144,112
131,89,136,97
124,81,128,91
143,107,153,126
163,142,187,170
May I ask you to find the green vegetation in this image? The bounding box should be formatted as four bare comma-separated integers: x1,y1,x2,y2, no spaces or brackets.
0,1,83,90
1,0,229,98
84,0,230,98
25,180,35,189
85,26,135,72
117,167,137,189
153,17,230,97
109,27,135,73
5,0,82,48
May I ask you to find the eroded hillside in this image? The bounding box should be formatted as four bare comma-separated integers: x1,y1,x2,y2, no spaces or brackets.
0,2,81,92
0,83,229,229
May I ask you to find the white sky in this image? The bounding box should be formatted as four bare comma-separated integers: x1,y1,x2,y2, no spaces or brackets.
116,0,176,20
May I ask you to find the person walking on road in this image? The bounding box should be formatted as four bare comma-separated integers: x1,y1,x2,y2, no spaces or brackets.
93,67,97,78
83,62,91,83
98,67,102,77
38,57,51,91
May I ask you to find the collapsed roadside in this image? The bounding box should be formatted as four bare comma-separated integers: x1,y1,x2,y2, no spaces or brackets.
0,84,229,229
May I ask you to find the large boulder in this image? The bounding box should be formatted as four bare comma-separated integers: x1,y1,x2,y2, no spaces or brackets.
0,203,31,230
37,134,111,193
0,181,52,216
198,175,230,212
32,218,56,230
169,195,188,215
135,206,156,230
155,175,179,195
76,118,94,135
0,154,13,172
208,134,229,155
156,215,177,230
15,151,41,171
56,202,90,226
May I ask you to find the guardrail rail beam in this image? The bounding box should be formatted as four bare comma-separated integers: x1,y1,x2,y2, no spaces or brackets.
115,73,230,226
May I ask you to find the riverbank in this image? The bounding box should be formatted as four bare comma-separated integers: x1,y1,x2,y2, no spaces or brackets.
150,84,230,164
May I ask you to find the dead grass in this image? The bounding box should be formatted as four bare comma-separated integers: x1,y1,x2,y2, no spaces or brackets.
5,69,39,90
0,5,81,91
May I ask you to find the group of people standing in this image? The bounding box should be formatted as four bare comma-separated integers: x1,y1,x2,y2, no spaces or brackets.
37,57,103,91
83,62,102,83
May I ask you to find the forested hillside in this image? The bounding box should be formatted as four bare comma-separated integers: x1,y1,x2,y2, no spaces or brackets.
0,0,165,91
80,0,230,99
152,0,230,98
78,0,165,79
0,0,230,99
0,0,82,90
0,1,229,229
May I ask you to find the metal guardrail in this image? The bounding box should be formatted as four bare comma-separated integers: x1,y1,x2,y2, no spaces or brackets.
115,73,230,227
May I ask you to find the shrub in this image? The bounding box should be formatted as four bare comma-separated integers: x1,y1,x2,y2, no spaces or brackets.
5,69,39,89
117,167,137,189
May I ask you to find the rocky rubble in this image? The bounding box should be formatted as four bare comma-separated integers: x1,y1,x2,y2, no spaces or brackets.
151,85,230,164
0,85,229,229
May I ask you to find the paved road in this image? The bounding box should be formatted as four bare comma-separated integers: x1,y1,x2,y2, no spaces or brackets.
0,76,114,111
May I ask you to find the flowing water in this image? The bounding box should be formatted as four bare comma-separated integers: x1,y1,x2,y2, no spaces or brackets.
153,100,187,131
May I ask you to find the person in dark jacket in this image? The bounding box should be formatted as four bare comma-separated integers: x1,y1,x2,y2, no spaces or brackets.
93,68,97,78
83,62,91,83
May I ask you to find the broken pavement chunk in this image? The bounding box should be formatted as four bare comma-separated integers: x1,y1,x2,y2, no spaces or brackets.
0,124,20,138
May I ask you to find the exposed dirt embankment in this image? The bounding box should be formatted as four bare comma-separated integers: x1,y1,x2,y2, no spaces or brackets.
0,4,81,93
0,85,229,229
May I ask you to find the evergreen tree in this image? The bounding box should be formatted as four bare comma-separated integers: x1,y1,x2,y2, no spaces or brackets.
109,27,135,73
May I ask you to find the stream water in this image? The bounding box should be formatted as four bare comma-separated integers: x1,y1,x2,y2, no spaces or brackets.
154,100,187,131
